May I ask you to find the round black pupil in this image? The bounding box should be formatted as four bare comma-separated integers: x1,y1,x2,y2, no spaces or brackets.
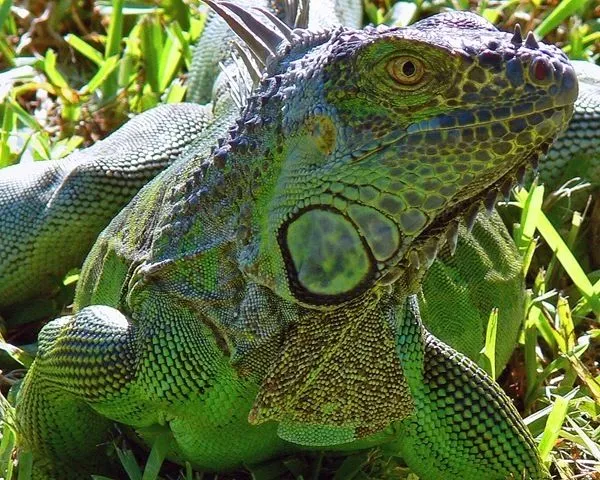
402,61,416,77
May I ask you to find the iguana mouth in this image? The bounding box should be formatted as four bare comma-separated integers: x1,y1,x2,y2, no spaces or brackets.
348,103,574,163
407,104,575,133
386,136,558,280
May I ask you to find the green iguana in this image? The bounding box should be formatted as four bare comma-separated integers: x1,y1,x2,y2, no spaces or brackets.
9,2,581,478
1,1,598,374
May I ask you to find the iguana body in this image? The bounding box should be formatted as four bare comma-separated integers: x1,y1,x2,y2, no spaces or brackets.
0,104,211,313
12,3,579,479
0,2,597,370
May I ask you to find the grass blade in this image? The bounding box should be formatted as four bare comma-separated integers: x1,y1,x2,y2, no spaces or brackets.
115,446,142,480
538,395,569,463
158,27,183,92
65,34,104,66
479,308,498,378
535,0,586,38
103,0,124,98
0,415,16,479
0,0,12,33
140,15,163,93
515,188,600,314
515,184,544,256
0,330,34,367
43,50,69,90
141,433,171,480
0,100,15,167
555,295,576,353
80,55,120,95
16,450,32,480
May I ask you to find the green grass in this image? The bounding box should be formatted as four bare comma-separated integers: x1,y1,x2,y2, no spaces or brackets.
0,0,599,478
512,185,600,478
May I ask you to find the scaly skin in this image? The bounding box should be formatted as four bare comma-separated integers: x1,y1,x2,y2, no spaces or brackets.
537,60,600,189
422,59,600,369
423,60,600,367
0,103,213,314
0,2,597,373
15,5,577,479
0,0,362,320
419,211,525,367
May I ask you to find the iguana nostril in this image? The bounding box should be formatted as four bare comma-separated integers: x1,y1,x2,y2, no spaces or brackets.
531,57,551,83
477,50,503,69
487,40,499,51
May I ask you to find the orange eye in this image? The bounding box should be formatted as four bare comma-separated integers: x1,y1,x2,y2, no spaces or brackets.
387,57,425,85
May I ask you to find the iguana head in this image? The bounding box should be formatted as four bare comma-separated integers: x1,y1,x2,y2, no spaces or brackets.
205,1,577,444
209,2,576,306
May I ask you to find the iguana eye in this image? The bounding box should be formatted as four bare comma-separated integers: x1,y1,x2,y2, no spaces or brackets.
387,56,425,85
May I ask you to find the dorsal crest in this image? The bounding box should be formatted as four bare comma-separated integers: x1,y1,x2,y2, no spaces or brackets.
205,1,296,78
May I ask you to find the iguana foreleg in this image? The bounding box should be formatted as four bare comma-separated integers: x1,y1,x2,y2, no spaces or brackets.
17,306,134,479
394,298,546,480
18,281,289,478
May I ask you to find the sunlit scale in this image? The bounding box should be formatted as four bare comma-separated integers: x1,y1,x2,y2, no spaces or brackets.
286,209,373,296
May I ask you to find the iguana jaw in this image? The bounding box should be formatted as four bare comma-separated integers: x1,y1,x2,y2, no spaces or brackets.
376,103,574,284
